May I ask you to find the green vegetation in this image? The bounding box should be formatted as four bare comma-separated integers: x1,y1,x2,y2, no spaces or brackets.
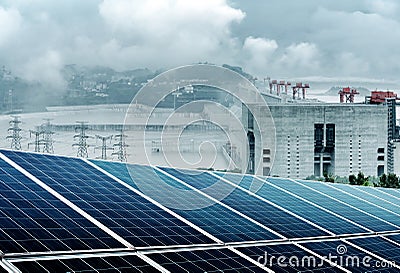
376,173,400,188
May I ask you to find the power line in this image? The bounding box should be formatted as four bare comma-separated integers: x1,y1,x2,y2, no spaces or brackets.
73,121,92,158
6,116,22,150
112,129,129,162
95,134,113,160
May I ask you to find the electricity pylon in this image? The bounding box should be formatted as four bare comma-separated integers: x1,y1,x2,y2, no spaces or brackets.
73,121,92,158
6,116,22,150
95,135,113,160
112,129,129,162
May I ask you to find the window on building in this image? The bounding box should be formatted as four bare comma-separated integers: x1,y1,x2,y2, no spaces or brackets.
263,157,270,163
263,149,270,155
378,156,385,161
377,148,385,153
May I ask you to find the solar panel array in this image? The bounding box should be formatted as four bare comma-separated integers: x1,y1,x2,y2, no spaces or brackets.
0,149,400,272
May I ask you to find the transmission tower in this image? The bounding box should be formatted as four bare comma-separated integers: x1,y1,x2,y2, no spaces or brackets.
6,116,22,150
95,135,113,160
73,121,92,158
112,129,129,162
40,119,54,154
28,129,43,152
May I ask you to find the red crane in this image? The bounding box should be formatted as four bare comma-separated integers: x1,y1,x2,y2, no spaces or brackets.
292,82,309,99
338,87,359,103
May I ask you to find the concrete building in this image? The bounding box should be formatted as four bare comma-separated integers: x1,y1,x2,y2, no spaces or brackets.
244,101,393,179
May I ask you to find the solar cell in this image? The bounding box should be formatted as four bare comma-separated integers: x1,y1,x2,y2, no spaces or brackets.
354,186,400,207
92,161,280,243
302,240,397,272
266,177,398,232
215,172,367,235
1,150,212,247
160,167,328,239
295,180,400,228
12,255,157,273
147,248,266,273
0,157,124,254
348,236,400,265
236,243,343,272
378,188,400,199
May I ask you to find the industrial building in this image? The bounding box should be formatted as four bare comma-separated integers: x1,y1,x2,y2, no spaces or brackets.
244,84,398,179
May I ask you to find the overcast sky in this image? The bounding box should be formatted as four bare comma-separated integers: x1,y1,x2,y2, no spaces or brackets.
0,0,399,87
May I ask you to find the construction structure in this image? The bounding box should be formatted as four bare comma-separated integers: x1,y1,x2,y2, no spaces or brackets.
112,129,128,162
292,82,309,99
6,116,22,150
244,89,396,178
73,121,92,158
95,135,113,160
267,79,292,96
339,87,359,103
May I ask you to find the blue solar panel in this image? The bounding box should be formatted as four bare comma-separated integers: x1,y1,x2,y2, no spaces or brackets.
160,167,328,239
302,240,394,272
295,180,400,228
216,172,367,235
384,234,400,245
378,188,400,199
236,244,342,272
12,255,156,273
357,187,400,207
2,150,213,247
324,184,400,215
266,178,398,232
147,248,266,272
92,160,280,243
348,236,400,265
0,157,123,254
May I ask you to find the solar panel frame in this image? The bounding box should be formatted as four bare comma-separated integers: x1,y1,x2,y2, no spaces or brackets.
146,247,269,273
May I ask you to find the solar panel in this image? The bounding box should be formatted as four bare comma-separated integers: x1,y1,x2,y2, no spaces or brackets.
295,180,400,228
0,157,124,254
378,188,400,199
92,161,280,243
266,177,398,232
12,255,157,273
1,150,213,247
301,240,396,272
348,236,400,265
346,186,400,208
147,248,266,272
1,149,400,272
216,173,367,235
236,243,343,272
160,167,328,239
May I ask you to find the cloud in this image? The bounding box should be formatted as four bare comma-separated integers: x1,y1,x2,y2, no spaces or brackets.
98,0,245,69
0,7,22,47
0,0,399,87
242,36,278,75
17,50,66,90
